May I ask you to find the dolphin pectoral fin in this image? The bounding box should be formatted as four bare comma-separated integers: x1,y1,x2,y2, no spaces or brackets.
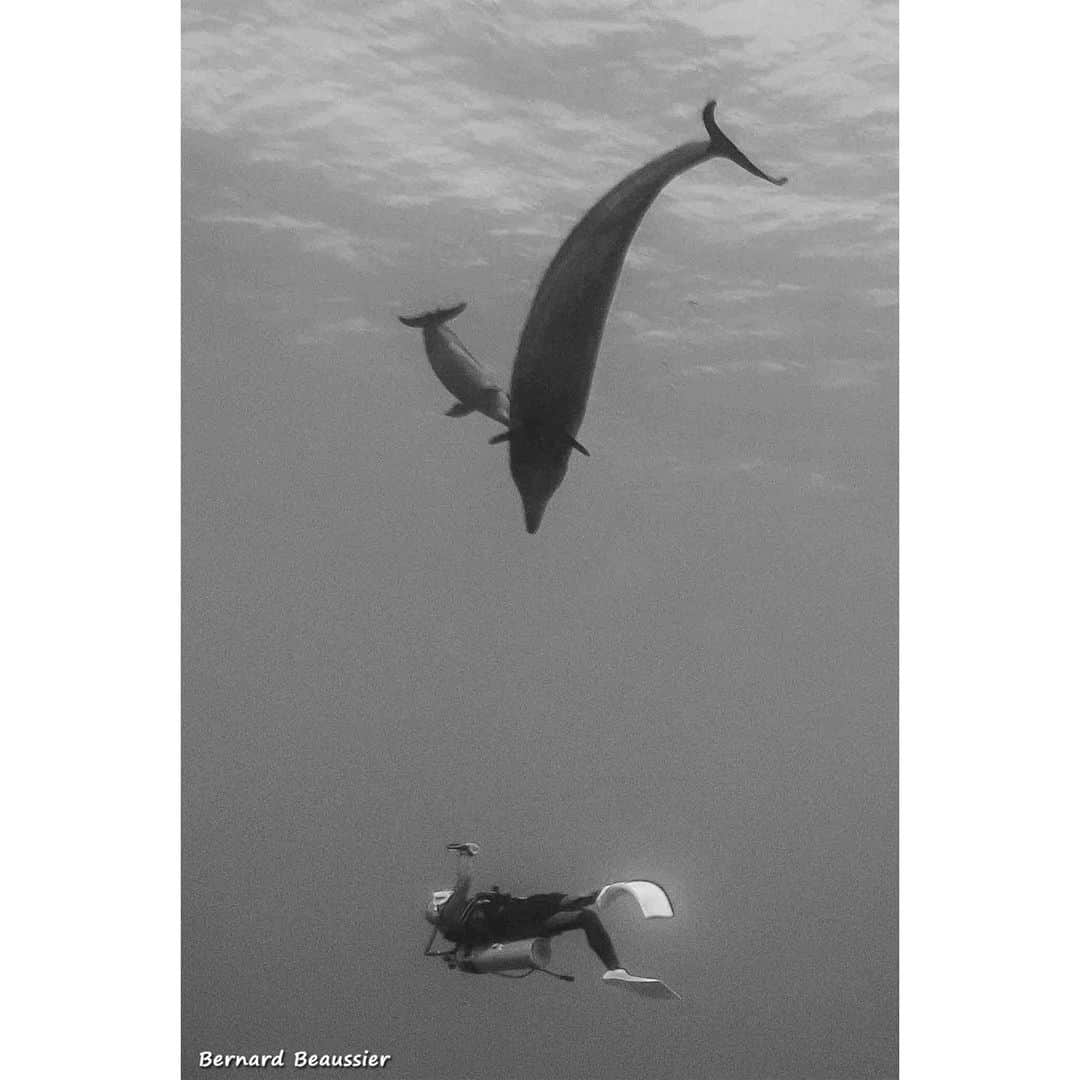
489,427,585,451
702,100,788,186
445,402,475,418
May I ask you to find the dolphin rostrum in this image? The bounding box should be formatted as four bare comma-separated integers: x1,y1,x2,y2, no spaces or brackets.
399,302,511,425
490,101,787,533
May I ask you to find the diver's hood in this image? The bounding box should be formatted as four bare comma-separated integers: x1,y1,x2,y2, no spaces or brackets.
425,889,453,926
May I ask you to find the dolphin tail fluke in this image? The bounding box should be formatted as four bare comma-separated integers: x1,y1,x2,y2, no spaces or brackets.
701,101,788,187
445,402,475,418
398,301,468,328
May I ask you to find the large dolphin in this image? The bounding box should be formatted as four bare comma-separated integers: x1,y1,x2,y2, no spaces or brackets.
491,101,787,533
399,302,511,425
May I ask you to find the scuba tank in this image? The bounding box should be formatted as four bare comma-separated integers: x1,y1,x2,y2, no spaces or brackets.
456,937,552,974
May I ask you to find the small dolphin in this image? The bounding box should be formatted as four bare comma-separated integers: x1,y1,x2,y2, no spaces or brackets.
491,101,787,533
399,302,511,425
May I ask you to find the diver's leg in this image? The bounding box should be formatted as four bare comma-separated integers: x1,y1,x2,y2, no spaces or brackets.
539,908,622,971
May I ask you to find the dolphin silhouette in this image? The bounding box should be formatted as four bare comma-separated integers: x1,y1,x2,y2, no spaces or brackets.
490,101,787,533
399,302,511,425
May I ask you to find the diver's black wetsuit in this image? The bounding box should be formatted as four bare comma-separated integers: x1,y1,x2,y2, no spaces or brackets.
438,879,621,970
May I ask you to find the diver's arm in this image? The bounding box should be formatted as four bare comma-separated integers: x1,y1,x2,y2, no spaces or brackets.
446,842,478,894
454,855,472,891
437,842,479,932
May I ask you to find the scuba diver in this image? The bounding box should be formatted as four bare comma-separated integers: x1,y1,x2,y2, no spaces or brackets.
425,842,679,997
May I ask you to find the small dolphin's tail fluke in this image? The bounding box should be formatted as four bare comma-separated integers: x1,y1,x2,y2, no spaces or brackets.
398,301,468,328
702,101,788,186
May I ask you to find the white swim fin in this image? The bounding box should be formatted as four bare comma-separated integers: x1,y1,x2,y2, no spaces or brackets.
594,881,674,919
602,968,681,1000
